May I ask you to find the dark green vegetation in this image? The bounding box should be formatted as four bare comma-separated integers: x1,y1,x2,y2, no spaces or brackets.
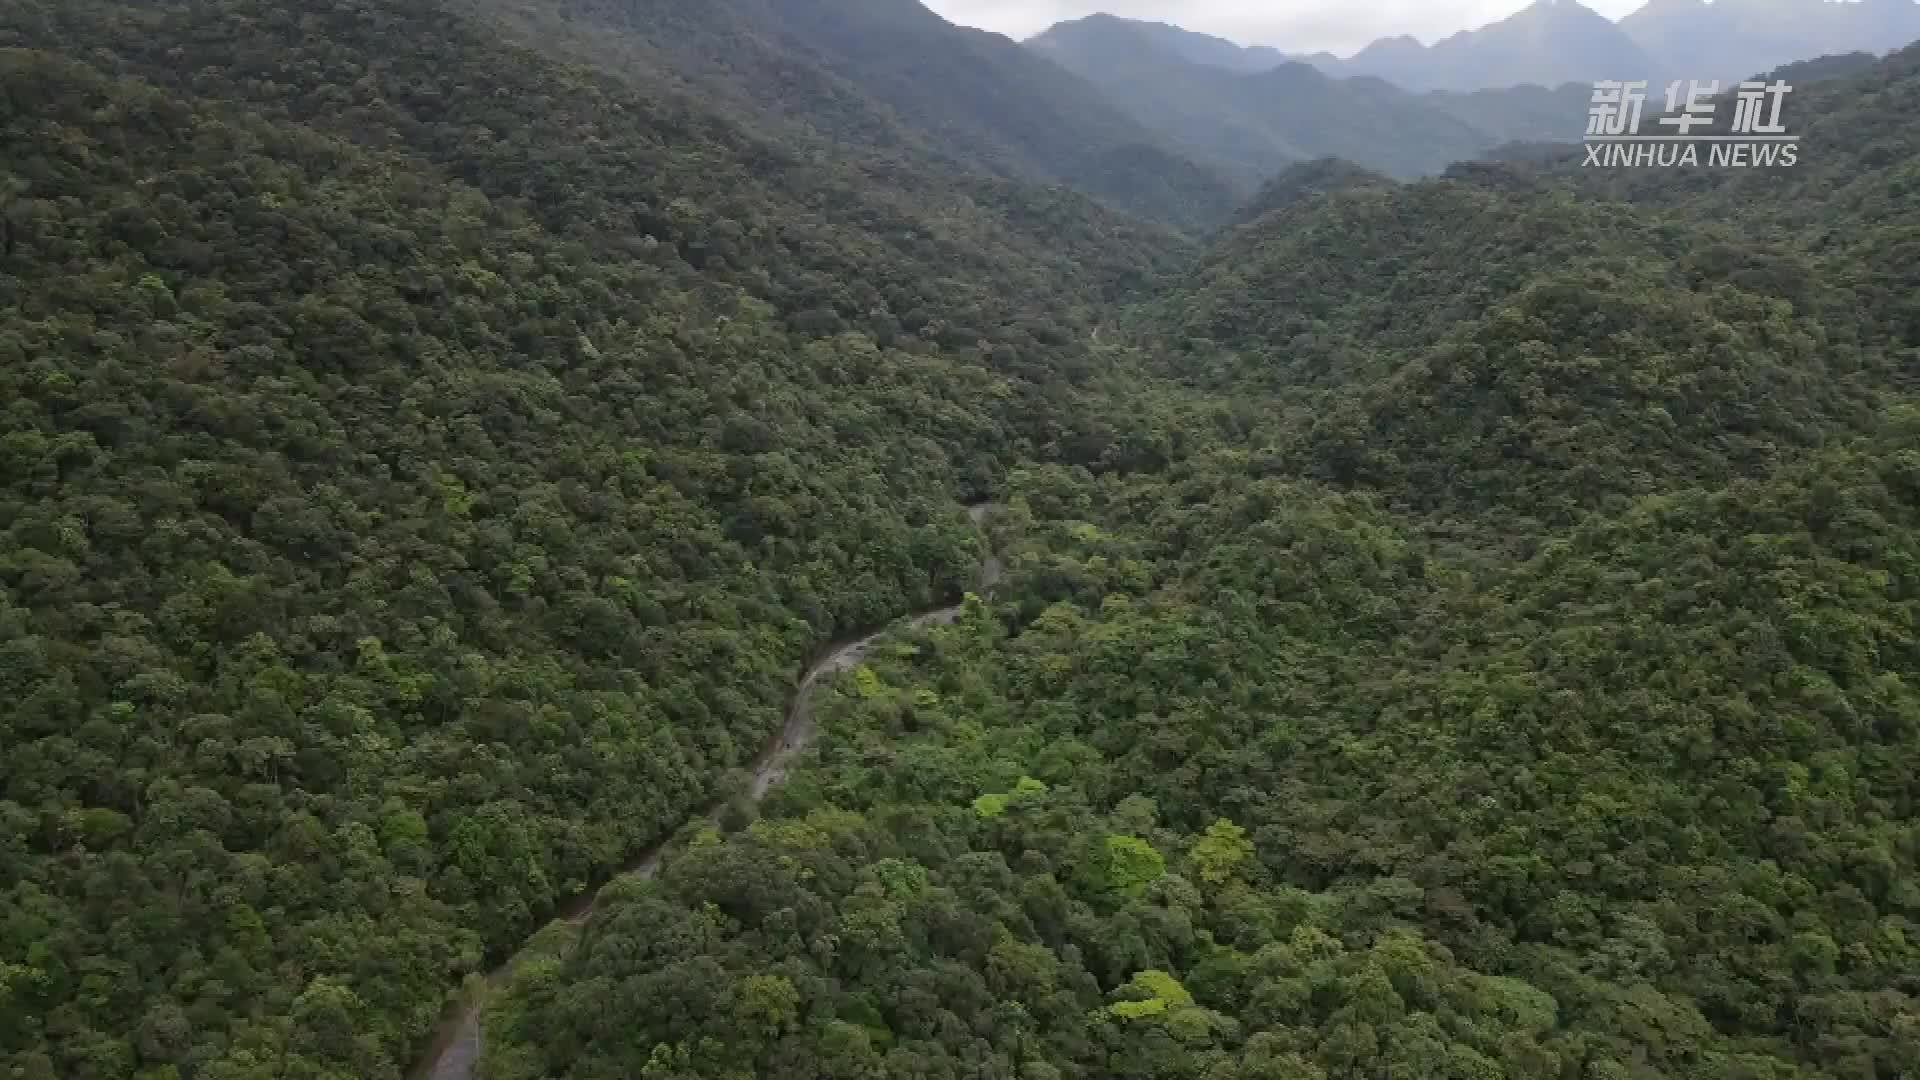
459,0,1247,233
480,39,1920,1080
488,421,1920,1079
3,0,1919,1077
0,0,1190,1075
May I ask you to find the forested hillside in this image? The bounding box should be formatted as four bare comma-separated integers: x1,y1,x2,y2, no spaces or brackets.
1531,45,1920,349
455,0,1247,233
0,0,1199,1075
4,0,1920,1079
486,421,1920,1079
479,37,1920,1080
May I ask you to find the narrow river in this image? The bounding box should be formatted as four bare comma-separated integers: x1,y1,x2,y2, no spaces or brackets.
414,503,1001,1080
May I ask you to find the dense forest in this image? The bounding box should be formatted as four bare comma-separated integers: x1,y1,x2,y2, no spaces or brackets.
0,0,1191,1074
2,0,1918,1078
486,422,1920,1079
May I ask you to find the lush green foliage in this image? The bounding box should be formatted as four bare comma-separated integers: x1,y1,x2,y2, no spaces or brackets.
460,0,1247,233
484,419,1920,1079
479,37,1920,1080
0,0,1201,1075
4,0,1920,1078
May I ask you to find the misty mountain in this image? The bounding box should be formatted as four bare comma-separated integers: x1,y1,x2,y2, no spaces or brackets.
1097,17,1298,72
1621,0,1920,85
1329,0,1662,90
1312,0,1920,91
1029,15,1591,185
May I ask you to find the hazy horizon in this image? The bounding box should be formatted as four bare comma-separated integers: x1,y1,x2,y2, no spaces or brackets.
926,0,1667,56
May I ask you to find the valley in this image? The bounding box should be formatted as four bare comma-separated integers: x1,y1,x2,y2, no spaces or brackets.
0,1,1917,1079
417,502,1002,1080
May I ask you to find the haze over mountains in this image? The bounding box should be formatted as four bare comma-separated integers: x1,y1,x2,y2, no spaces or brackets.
1620,0,1920,86
1010,0,1920,207
1059,0,1920,92
456,0,1596,224
462,0,1920,227
1026,16,1592,187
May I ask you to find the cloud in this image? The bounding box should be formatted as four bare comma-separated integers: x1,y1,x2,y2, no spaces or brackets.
924,0,1646,56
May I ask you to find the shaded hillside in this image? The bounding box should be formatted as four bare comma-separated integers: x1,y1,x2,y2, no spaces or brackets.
1424,81,1592,145
1301,264,1874,526
456,0,1247,233
1164,175,1682,385
1110,18,1295,71
0,0,1210,1076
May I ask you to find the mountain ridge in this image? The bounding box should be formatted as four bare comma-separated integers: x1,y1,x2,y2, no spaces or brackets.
1037,0,1920,92
1028,15,1591,185
456,0,1248,232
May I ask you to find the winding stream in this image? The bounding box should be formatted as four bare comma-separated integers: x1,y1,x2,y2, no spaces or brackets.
413,504,1001,1080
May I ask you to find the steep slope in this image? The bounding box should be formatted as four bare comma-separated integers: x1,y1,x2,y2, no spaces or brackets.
457,0,1246,233
1300,264,1873,524
1341,34,1431,80
1166,173,1682,384
1170,165,1893,523
0,0,1208,1076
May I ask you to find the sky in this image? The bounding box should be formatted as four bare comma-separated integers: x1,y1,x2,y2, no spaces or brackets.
922,0,1648,56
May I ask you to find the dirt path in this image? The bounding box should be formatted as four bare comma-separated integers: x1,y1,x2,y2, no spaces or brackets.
414,503,1000,1080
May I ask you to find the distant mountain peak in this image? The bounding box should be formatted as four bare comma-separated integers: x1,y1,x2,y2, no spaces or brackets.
1333,0,1656,89
1534,0,1603,16
1037,4,1920,92
1352,34,1426,59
